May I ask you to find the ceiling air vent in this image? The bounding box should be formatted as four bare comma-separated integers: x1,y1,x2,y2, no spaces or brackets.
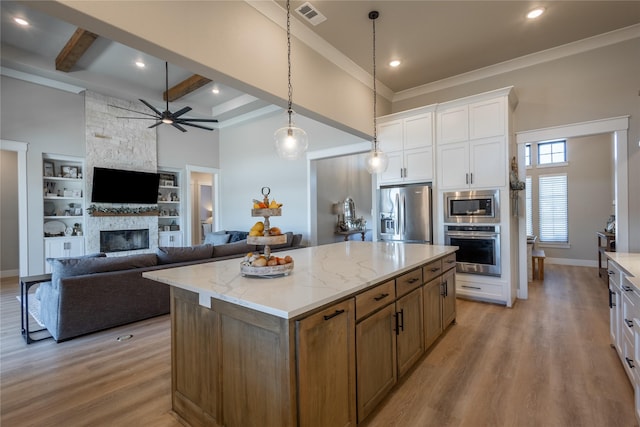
295,2,327,26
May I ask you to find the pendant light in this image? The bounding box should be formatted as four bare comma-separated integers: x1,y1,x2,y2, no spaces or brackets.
274,0,308,160
365,10,389,174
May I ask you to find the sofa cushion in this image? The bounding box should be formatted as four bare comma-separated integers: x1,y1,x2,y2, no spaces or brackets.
212,240,256,259
51,253,158,282
204,232,231,246
156,244,213,264
228,230,249,243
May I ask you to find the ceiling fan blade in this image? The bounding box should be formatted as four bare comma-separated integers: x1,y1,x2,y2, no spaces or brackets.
176,121,215,131
116,116,158,120
148,121,163,129
172,123,188,132
109,104,159,118
172,106,192,118
176,118,219,123
139,99,163,116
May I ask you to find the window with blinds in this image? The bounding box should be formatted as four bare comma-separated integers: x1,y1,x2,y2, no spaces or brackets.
538,174,568,243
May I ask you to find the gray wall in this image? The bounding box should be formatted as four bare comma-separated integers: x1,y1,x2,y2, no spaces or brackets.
1,150,19,276
393,39,640,251
315,153,373,245
527,134,613,262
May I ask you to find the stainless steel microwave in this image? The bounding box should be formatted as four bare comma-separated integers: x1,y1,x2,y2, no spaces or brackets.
444,189,500,223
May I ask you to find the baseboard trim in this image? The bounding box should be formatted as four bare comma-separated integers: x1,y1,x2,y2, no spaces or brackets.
546,258,598,268
0,269,19,279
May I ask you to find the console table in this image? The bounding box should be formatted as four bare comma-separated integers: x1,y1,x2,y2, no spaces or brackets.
336,229,368,241
20,274,52,344
597,231,615,281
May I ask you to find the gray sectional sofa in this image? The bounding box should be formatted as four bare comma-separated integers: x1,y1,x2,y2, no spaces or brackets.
37,232,303,342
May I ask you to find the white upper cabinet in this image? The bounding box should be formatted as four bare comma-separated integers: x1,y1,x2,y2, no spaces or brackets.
437,105,468,144
377,108,435,185
469,97,506,140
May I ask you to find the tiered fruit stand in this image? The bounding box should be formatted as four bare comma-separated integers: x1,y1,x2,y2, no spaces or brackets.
240,188,294,277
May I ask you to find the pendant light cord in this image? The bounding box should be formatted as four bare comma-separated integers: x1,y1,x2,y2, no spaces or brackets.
370,11,378,151
286,0,293,128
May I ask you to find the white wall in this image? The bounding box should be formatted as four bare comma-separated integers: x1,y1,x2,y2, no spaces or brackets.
219,112,365,242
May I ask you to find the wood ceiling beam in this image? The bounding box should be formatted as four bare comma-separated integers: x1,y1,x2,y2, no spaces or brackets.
55,28,98,72
164,75,212,102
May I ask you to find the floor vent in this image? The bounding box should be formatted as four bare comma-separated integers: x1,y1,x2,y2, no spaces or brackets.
295,2,327,26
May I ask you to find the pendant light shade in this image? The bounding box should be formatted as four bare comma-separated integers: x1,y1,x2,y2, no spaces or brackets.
365,10,388,174
274,0,308,160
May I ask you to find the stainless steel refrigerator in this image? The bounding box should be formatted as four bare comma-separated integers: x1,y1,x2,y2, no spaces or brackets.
378,184,432,243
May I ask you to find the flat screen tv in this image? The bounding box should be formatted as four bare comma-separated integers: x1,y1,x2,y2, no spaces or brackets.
91,167,160,204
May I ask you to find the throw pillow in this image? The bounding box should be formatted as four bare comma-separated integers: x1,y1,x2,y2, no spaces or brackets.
228,230,249,243
204,232,231,246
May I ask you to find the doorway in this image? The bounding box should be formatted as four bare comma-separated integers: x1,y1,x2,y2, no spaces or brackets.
185,165,219,245
516,116,629,299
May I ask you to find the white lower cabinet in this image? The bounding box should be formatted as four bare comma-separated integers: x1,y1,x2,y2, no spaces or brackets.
44,237,85,272
159,231,183,247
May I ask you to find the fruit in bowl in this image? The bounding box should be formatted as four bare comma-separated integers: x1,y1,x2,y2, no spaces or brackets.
241,252,293,267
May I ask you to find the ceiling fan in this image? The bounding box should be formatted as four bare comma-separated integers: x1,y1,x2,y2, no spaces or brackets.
111,61,218,132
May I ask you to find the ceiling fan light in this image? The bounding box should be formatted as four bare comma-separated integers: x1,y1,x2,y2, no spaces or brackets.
162,118,173,124
365,148,389,174
274,125,308,160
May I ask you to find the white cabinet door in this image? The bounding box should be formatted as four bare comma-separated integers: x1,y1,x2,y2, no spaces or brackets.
378,120,403,153
44,237,85,272
437,105,468,144
438,142,469,190
378,152,404,184
403,113,432,150
469,138,506,188
404,148,433,182
159,231,183,247
469,97,505,140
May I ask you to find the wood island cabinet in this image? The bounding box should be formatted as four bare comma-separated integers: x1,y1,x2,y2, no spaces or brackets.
164,249,457,427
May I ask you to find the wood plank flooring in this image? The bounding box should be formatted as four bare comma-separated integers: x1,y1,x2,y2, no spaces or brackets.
1,265,636,426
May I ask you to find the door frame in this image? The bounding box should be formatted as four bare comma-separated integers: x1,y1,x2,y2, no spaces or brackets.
185,165,220,246
1,139,29,277
515,115,629,299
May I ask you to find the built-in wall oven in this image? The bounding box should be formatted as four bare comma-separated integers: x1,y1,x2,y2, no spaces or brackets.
444,225,501,277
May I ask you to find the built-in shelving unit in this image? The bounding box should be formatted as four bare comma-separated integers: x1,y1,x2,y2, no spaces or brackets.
157,169,183,247
42,154,85,272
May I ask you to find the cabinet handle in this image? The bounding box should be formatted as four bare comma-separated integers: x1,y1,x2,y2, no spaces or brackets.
470,173,473,184
403,167,407,178
323,309,345,321
395,309,404,335
374,293,390,301
465,173,469,184
461,285,482,290
430,267,441,273
446,259,456,264
623,285,633,292
608,270,615,276
609,290,614,308
407,277,420,284
626,357,635,369
625,319,634,328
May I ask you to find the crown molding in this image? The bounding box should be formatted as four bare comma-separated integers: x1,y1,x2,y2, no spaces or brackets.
245,0,394,102
394,24,640,102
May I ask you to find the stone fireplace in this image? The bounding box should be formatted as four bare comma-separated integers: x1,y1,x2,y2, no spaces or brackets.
84,91,159,255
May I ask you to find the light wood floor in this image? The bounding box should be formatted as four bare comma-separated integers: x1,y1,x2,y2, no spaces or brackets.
1,265,636,426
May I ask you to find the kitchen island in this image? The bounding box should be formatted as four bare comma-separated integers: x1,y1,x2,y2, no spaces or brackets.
144,241,458,427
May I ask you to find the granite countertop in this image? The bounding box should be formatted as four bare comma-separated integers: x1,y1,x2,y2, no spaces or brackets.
606,252,640,289
143,241,457,319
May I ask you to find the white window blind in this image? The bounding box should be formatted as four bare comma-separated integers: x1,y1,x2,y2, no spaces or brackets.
526,176,532,236
538,174,568,243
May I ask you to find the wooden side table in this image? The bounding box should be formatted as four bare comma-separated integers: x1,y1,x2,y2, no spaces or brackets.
597,231,615,280
20,274,52,344
336,229,368,241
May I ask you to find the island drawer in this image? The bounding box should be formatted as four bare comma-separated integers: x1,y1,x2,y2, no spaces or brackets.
396,267,423,298
356,280,395,321
442,253,457,271
423,259,443,283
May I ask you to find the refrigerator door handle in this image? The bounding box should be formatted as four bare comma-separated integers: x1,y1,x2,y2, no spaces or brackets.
394,193,400,235
402,194,407,235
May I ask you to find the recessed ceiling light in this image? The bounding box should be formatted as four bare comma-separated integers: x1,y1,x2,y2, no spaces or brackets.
135,61,145,68
211,87,220,94
14,17,29,26
389,60,401,68
527,7,545,19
